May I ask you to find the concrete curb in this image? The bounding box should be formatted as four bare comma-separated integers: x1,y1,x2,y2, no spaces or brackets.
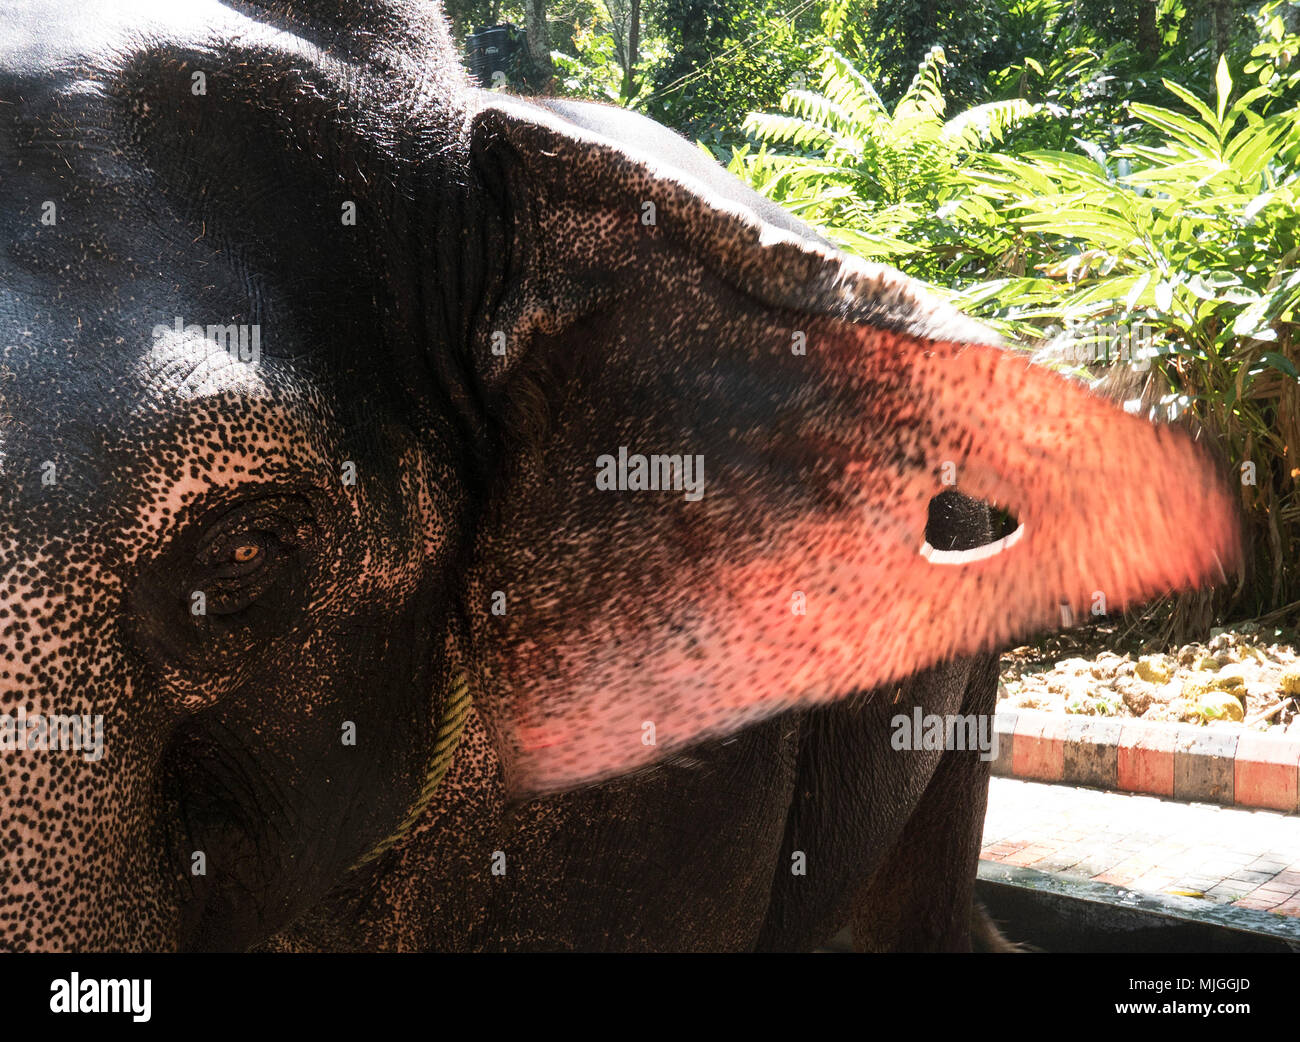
993,709,1300,812
977,861,1300,952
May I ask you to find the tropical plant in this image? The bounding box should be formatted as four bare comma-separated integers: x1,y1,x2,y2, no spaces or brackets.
639,0,826,151
733,43,1300,631
1245,0,1300,109
951,56,1300,621
728,46,1038,269
552,19,631,102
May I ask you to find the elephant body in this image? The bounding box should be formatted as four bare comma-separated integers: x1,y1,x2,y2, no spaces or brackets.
0,0,1238,952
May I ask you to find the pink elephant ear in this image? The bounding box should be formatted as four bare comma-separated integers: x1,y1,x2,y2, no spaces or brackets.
463,96,1241,798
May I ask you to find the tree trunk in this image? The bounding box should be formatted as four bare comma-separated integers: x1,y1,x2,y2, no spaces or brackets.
622,0,641,101
523,0,553,91
1137,0,1159,62
1209,0,1232,58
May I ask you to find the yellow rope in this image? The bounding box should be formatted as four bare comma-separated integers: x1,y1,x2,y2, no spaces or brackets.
351,670,472,869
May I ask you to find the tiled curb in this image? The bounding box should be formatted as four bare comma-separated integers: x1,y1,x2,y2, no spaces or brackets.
993,709,1300,812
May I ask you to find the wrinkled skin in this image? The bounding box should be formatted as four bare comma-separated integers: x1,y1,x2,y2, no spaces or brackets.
0,0,1239,952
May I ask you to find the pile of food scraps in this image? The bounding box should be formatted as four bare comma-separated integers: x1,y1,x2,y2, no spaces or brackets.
998,623,1300,734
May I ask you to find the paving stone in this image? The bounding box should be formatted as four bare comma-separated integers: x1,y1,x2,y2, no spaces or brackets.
1127,874,1178,892
1227,870,1281,884
1172,878,1218,890
983,778,1300,917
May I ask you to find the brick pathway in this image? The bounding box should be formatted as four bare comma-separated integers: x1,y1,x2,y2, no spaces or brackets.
982,777,1300,916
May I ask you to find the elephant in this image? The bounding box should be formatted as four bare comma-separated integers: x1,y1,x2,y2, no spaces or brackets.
0,0,1240,953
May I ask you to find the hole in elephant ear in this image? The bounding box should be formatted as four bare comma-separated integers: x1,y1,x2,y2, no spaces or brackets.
922,521,1025,565
462,96,1243,799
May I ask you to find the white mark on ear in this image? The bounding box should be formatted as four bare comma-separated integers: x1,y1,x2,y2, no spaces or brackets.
191,70,207,96
920,523,1024,565
341,200,357,226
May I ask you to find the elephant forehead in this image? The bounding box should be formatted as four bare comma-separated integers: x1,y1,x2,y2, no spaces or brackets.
0,341,341,561
0,0,315,78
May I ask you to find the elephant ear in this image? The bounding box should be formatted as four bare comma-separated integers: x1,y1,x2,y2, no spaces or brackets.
463,95,1240,797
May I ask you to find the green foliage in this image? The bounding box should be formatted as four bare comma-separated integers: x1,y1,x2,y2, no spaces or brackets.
552,19,629,102
953,57,1300,614
733,41,1300,624
552,16,670,103
730,46,1038,269
856,0,1020,106
1244,0,1300,107
639,0,827,151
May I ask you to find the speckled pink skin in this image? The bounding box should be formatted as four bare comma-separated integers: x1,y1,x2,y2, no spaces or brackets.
0,0,1239,951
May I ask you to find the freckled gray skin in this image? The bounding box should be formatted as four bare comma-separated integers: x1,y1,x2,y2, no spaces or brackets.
0,0,1239,952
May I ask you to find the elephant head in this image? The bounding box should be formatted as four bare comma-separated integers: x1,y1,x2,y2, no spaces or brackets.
0,0,1239,951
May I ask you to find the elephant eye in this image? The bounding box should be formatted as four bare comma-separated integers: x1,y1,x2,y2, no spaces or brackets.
175,494,318,625
208,532,277,579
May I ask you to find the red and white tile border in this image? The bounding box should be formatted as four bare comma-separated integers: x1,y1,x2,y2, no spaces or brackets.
993,709,1300,813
